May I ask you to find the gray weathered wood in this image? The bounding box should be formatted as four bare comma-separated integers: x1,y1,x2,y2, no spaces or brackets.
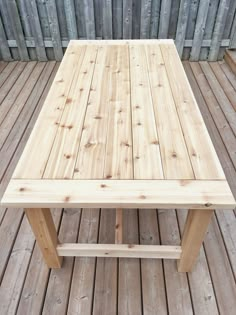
158,0,172,38
123,0,133,39
64,0,78,39
28,0,47,61
190,0,210,61
113,0,123,39
83,0,96,39
7,0,29,61
230,17,236,49
150,0,161,38
45,0,63,61
132,0,141,39
140,0,152,39
0,14,12,61
168,0,181,38
175,0,191,57
94,0,103,38
102,0,113,39
208,0,231,61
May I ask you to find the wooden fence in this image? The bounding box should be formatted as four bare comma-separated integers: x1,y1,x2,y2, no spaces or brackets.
0,0,236,61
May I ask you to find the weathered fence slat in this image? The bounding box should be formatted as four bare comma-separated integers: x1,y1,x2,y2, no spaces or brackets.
7,0,29,61
175,0,191,57
0,14,12,61
123,0,133,39
45,0,63,61
64,0,78,39
83,0,96,39
208,0,231,61
190,0,210,61
113,0,123,39
140,0,152,39
230,15,236,49
28,0,47,61
103,0,113,39
158,0,172,38
150,0,161,39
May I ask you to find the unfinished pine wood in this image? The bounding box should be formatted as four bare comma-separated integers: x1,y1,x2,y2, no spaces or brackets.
2,179,235,209
24,208,62,268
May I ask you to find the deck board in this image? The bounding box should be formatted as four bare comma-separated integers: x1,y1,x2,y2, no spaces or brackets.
0,58,235,314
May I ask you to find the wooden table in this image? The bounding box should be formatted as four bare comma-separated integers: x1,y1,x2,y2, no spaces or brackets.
1,40,235,272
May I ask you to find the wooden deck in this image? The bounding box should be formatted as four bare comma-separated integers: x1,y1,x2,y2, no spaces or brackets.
0,59,235,315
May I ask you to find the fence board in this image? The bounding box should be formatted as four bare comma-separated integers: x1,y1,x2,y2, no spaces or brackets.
83,0,96,39
113,0,123,39
175,0,191,57
45,0,63,61
132,0,141,39
168,0,180,38
7,0,29,61
64,0,78,39
0,14,12,61
28,0,47,61
208,0,231,61
190,0,210,61
158,0,172,38
140,0,152,39
103,0,113,39
150,0,161,39
123,0,133,39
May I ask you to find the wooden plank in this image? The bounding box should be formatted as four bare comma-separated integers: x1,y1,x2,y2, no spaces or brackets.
200,62,236,135
0,14,12,61
132,0,141,39
0,208,23,282
184,61,236,196
224,49,236,75
83,0,96,39
67,209,99,315
178,209,213,272
6,0,29,61
115,208,122,244
0,216,35,314
123,0,133,39
150,0,161,38
230,16,236,49
0,61,7,73
200,0,220,60
74,46,111,179
158,0,172,38
44,45,97,179
0,62,45,150
190,62,236,170
113,0,123,39
210,62,236,111
139,209,168,315
161,43,225,179
45,0,63,60
145,45,193,179
104,45,133,179
42,209,81,314
219,60,236,90
92,209,117,315
118,209,142,315
190,0,210,61
16,209,62,315
168,0,181,38
64,0,78,39
130,45,163,179
175,0,191,57
208,0,231,61
204,215,236,314
102,0,113,39
94,0,103,38
57,243,182,258
24,208,62,268
140,0,152,39
2,179,235,209
177,209,219,314
13,43,86,179
158,209,193,315
27,0,47,61
0,61,18,91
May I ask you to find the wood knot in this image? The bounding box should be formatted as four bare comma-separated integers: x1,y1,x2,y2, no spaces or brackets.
83,71,87,74
74,168,79,172
19,187,25,192
135,156,140,160
205,203,212,207
158,83,162,87
140,195,146,199
66,98,72,104
64,196,70,202
172,152,177,158
94,116,102,120
139,83,143,86
67,125,73,130
135,105,140,109
106,175,112,179
137,122,142,126
85,142,93,148
80,88,84,92
152,140,159,145
64,154,71,159
128,244,134,248
118,109,122,113
192,152,197,157
100,184,107,188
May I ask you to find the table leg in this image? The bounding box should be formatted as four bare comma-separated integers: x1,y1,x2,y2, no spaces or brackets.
178,209,213,272
24,208,62,268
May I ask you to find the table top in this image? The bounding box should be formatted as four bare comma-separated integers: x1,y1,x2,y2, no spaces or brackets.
1,40,235,209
